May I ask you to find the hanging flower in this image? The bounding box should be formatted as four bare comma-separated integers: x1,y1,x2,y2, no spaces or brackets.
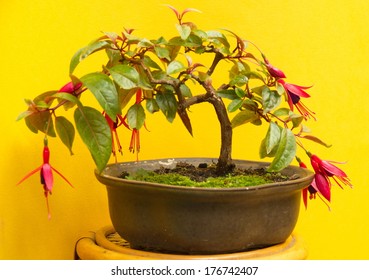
126,89,147,161
309,153,352,189
129,128,140,161
311,172,331,202
297,157,318,208
17,138,74,219
58,81,83,93
262,55,286,79
296,155,349,209
103,112,129,161
295,153,353,208
278,79,315,120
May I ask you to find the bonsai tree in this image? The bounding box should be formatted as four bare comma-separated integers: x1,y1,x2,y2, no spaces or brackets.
17,6,351,217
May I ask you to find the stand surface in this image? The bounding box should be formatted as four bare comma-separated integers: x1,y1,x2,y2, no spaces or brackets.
75,226,307,260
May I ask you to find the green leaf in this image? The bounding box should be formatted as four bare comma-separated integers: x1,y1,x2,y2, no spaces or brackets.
179,84,192,98
137,38,154,48
70,40,110,74
25,116,39,134
153,36,167,44
16,110,34,122
259,138,278,159
102,31,119,42
177,107,193,136
290,113,304,128
156,91,178,122
80,72,120,120
251,85,264,96
262,87,281,113
55,116,75,155
231,109,258,128
169,46,182,61
74,106,112,173
53,92,83,108
154,46,171,60
267,128,296,172
146,98,160,113
33,90,58,106
273,108,290,117
184,34,203,47
242,99,259,111
230,61,251,76
235,87,246,98
198,71,210,82
167,60,186,75
217,89,238,100
109,64,140,90
25,110,56,137
251,118,262,126
118,88,137,110
300,135,332,148
230,74,248,87
276,82,285,95
265,122,282,154
227,98,243,112
259,123,281,159
176,24,192,40
105,49,122,68
127,103,145,129
206,30,230,49
143,55,162,70
247,71,265,81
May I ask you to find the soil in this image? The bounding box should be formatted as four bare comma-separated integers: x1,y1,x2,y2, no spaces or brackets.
119,161,293,186
152,161,291,182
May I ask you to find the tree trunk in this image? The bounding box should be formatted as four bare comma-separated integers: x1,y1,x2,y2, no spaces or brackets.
207,95,234,174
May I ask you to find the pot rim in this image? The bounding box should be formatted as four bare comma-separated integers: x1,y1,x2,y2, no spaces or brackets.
95,157,315,193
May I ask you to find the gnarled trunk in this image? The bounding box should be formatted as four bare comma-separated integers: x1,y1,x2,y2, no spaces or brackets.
207,95,234,174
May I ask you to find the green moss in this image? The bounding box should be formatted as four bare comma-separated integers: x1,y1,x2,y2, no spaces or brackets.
127,169,274,188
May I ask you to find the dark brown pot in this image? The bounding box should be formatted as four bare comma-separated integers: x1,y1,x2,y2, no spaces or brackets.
95,158,314,254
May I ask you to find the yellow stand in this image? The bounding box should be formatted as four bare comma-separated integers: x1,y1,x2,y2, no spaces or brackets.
75,226,307,260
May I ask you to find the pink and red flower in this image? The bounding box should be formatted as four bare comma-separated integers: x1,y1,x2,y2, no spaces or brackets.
297,155,351,209
103,112,129,161
17,139,73,219
278,79,315,120
58,81,83,94
310,154,352,190
263,56,286,79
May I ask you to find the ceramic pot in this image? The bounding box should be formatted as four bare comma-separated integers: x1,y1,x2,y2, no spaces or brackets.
95,158,314,254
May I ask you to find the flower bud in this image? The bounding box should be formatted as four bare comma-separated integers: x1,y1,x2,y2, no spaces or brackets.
58,81,82,93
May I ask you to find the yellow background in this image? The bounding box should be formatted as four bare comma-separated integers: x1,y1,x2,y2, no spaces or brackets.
1,0,368,259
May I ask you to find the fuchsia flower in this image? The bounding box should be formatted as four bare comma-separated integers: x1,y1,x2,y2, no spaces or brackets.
309,154,352,191
297,159,318,209
103,112,129,161
297,154,351,209
278,79,315,120
17,139,73,219
260,56,315,120
128,89,145,161
129,128,140,161
58,81,83,93
263,55,286,79
103,89,146,162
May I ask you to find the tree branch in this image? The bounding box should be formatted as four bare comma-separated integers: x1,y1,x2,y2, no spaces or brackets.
207,52,224,76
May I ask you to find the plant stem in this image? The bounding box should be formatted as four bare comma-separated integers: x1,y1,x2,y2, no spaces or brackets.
141,53,234,173
183,78,233,174
208,94,234,174
207,52,224,76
